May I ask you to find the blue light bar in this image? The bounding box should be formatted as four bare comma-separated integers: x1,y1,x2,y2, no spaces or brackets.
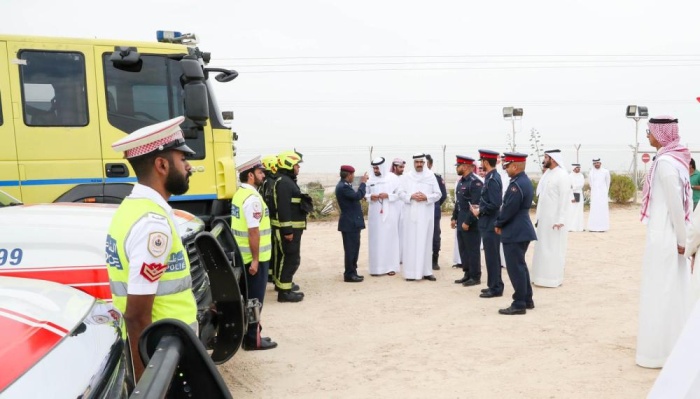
156,30,182,43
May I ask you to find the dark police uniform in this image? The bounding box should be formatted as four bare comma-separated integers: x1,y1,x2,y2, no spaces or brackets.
451,156,483,285
335,166,367,281
494,152,537,314
476,150,504,297
432,172,448,268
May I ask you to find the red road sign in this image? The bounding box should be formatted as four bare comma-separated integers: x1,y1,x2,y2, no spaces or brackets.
642,153,651,163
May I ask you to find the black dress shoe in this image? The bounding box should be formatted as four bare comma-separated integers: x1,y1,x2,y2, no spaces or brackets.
498,306,526,315
480,288,490,293
278,290,304,302
462,279,481,287
344,275,364,283
454,276,469,284
479,291,503,298
243,338,278,351
452,264,462,268
423,275,437,281
526,302,535,310
405,278,416,281
432,264,441,270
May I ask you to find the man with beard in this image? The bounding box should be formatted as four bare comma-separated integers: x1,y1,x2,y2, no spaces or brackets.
366,157,401,276
106,116,197,381
335,165,369,282
391,158,406,262
637,116,692,369
426,154,448,270
587,158,611,232
232,157,278,350
271,150,307,302
398,153,442,281
568,164,585,232
452,155,483,287
532,149,571,288
494,152,537,315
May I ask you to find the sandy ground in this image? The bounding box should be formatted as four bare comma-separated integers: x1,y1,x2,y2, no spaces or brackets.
220,205,659,398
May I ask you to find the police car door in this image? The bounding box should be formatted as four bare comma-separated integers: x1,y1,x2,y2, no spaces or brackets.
0,40,21,200
8,40,101,204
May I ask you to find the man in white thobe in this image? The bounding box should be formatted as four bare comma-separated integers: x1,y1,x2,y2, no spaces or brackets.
587,158,611,232
398,153,441,281
532,149,571,288
366,157,401,276
637,116,692,369
391,158,406,263
649,198,700,396
568,164,585,232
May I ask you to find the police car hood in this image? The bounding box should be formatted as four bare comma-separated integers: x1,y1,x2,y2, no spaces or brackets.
0,203,204,298
0,276,122,397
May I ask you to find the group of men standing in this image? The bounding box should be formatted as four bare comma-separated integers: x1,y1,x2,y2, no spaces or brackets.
336,154,445,282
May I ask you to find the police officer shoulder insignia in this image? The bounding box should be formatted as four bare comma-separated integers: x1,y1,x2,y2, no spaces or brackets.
510,186,518,192
140,262,168,282
252,201,262,220
475,180,483,187
147,231,169,257
147,213,166,221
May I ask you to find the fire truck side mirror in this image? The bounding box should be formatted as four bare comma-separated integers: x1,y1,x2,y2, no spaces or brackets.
180,59,209,123
110,47,142,72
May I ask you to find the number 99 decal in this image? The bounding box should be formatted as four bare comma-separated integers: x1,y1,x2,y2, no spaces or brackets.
0,248,23,266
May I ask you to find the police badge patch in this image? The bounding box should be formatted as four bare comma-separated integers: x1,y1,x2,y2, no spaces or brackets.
148,232,168,257
252,201,262,220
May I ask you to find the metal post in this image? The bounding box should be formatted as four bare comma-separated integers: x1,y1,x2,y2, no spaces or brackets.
633,118,639,203
511,118,517,152
574,144,581,163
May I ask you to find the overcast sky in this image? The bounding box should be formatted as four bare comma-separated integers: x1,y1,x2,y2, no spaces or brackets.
4,0,700,175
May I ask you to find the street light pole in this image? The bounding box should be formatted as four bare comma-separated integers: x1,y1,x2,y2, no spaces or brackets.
502,107,523,152
626,105,648,204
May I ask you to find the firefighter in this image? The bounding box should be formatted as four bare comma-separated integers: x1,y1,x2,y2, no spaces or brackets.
270,150,308,302
260,154,278,283
231,156,278,350
106,116,198,381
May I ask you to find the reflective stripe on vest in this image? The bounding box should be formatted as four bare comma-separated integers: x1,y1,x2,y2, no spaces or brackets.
231,186,272,263
106,198,197,336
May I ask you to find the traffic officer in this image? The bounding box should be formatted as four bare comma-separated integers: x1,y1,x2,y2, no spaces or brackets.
260,154,278,283
106,116,197,381
451,155,483,287
270,150,307,302
231,156,278,350
335,164,369,282
474,149,504,299
494,152,537,315
426,154,448,270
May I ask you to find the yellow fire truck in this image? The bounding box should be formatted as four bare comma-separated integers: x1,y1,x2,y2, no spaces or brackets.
0,31,237,219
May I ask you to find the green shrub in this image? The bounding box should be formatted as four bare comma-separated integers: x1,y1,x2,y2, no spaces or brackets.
608,173,635,204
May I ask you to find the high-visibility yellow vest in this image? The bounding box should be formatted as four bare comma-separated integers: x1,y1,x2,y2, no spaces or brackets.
106,198,197,336
231,186,272,263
